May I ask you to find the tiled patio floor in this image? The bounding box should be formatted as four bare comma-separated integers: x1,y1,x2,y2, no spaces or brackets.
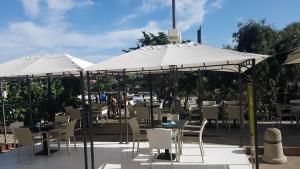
0,142,250,169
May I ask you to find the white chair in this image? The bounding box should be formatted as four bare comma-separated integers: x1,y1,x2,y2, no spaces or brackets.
9,121,24,146
135,106,150,124
275,103,294,125
55,115,71,123
128,104,135,118
128,117,142,158
199,119,208,162
202,106,219,129
14,128,49,161
147,128,179,169
49,119,77,155
224,106,241,130
291,106,300,127
65,107,82,129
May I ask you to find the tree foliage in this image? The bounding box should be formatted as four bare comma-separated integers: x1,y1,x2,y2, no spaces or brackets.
233,19,300,118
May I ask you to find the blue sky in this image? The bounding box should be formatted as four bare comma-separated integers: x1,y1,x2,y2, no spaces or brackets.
0,0,299,63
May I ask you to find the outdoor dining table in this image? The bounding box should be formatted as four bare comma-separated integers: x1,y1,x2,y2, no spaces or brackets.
31,122,65,155
152,119,187,160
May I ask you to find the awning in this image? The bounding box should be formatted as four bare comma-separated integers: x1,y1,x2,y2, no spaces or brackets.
283,47,300,65
86,42,269,73
0,53,94,78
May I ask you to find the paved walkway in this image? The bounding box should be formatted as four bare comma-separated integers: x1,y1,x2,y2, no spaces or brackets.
0,142,250,169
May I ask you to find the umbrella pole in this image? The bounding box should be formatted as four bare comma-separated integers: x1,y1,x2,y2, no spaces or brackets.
80,72,89,169
1,81,7,143
149,72,154,127
118,73,123,144
86,71,95,169
198,69,203,123
252,59,259,169
124,70,128,144
238,64,244,147
27,77,33,127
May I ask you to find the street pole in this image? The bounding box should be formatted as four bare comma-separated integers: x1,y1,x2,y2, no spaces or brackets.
172,0,176,29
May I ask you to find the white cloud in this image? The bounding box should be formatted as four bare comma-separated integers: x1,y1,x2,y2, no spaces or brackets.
211,0,224,9
118,0,208,31
0,20,162,62
21,0,41,17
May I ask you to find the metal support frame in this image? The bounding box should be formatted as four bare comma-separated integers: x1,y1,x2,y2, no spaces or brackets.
123,70,129,144
80,72,89,169
252,59,259,169
86,71,95,169
47,76,52,121
1,81,7,143
149,72,154,127
118,73,123,144
238,64,244,147
198,69,203,122
27,76,33,127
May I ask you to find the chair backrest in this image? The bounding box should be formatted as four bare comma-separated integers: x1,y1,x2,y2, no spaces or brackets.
135,106,149,121
147,128,172,149
14,128,33,145
128,104,135,117
202,106,219,113
202,101,216,106
225,106,241,119
55,115,71,123
65,107,81,120
163,113,179,121
199,119,208,141
9,121,24,141
64,106,73,113
128,117,140,138
9,121,24,132
224,101,238,106
65,119,77,138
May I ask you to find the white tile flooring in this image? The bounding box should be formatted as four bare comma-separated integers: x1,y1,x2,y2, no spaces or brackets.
0,142,251,169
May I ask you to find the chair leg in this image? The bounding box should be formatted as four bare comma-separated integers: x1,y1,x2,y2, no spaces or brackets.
132,140,135,158
199,143,204,162
17,145,20,162
170,148,173,169
137,138,140,152
66,139,70,156
149,149,153,169
57,139,60,150
73,136,77,150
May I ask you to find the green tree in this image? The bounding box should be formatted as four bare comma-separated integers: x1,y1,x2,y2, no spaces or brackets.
233,19,300,118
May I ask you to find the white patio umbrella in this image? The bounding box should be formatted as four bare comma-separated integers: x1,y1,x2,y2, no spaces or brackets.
283,47,300,65
86,42,269,73
0,53,93,143
0,53,93,78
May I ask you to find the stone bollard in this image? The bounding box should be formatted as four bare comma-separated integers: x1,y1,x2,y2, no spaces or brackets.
262,128,287,164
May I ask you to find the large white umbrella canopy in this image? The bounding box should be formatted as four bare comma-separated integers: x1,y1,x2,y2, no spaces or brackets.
283,47,300,65
0,53,94,78
86,42,269,73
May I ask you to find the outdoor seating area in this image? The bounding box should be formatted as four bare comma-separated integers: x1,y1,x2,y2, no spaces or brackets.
0,1,300,169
